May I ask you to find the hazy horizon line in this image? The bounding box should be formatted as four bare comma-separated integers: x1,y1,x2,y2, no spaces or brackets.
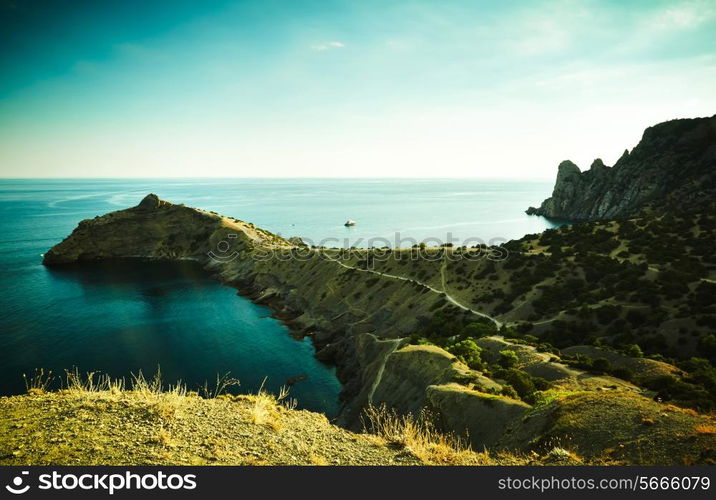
0,175,555,181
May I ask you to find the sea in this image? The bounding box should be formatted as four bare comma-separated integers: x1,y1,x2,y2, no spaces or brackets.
0,178,560,417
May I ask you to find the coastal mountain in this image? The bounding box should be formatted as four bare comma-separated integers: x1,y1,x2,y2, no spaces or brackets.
526,114,716,221
38,192,716,463
42,193,291,265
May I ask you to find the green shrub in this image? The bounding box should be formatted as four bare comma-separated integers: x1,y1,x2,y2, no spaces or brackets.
493,368,548,403
446,339,486,371
610,367,634,381
624,344,643,358
500,384,518,399
591,357,611,373
499,350,519,369
463,322,497,338
625,310,647,327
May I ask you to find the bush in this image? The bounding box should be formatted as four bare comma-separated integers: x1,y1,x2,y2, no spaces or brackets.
446,339,486,371
500,385,519,399
499,350,519,369
610,367,634,381
644,374,715,411
408,334,432,346
463,322,497,338
493,368,549,404
625,310,647,327
591,357,611,373
697,334,716,364
624,344,643,358
595,304,621,325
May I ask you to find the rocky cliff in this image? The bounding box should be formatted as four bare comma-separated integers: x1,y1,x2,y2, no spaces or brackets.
41,193,716,459
42,193,287,265
41,194,455,422
527,114,716,220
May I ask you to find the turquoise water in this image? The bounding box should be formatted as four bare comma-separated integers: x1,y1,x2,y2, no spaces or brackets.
0,178,558,415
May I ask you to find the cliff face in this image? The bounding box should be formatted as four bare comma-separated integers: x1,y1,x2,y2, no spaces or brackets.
527,115,716,220
44,194,251,264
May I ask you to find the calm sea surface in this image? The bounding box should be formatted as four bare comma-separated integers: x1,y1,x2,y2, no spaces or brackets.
0,178,559,416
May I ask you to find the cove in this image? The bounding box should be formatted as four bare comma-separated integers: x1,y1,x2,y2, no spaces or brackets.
1,260,342,417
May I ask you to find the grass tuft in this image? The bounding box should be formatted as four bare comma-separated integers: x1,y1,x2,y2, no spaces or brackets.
247,381,295,431
361,404,488,465
694,424,716,435
23,368,55,395
544,446,582,463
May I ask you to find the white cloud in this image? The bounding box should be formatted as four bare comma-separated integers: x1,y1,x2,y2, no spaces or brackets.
646,0,716,30
311,41,345,51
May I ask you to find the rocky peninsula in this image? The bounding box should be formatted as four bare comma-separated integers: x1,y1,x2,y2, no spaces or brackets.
37,189,716,464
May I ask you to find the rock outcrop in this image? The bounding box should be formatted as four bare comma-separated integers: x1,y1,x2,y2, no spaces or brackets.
426,384,530,447
527,114,716,220
43,194,226,264
366,344,502,416
340,340,530,448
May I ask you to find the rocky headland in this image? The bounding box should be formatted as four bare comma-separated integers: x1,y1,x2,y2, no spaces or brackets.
526,115,716,221
37,189,716,464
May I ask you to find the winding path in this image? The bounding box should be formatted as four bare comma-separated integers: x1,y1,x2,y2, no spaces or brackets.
366,339,402,403
329,256,503,328
321,252,713,331
648,265,715,285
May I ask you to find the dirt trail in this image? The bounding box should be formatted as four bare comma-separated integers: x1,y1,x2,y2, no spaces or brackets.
332,258,503,327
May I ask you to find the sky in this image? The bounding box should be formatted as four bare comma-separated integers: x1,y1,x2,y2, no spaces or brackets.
0,0,715,178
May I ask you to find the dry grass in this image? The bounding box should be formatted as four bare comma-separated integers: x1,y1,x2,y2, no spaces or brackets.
64,368,125,396
294,440,329,465
22,368,55,395
544,446,582,464
248,392,283,431
131,370,188,420
694,424,716,435
244,383,296,432
65,368,188,420
664,404,699,417
308,454,329,466
198,373,240,399
362,404,490,465
151,427,177,448
37,368,241,422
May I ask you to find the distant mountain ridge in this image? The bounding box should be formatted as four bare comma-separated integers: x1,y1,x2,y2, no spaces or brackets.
527,114,716,221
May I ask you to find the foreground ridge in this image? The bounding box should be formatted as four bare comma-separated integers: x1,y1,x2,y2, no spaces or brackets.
0,385,533,466
2,384,713,466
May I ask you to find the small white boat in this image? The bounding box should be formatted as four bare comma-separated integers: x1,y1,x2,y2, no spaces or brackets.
344,220,357,227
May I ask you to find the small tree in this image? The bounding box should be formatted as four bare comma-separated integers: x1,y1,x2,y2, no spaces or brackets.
464,322,496,338
624,344,643,358
497,369,536,402
446,339,485,371
500,384,519,399
499,350,519,369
